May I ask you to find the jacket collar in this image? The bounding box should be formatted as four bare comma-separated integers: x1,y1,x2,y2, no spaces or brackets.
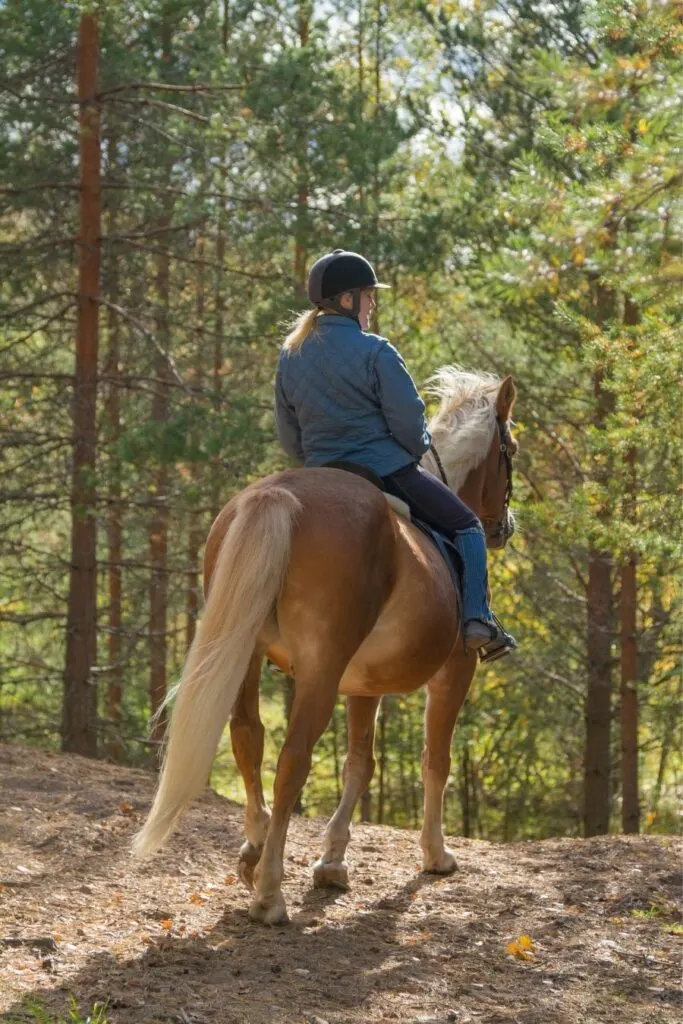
318,313,360,328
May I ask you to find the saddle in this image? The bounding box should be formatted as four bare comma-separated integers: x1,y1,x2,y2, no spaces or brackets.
322,461,463,597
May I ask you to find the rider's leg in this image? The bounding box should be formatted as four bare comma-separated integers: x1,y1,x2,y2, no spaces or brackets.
381,463,516,657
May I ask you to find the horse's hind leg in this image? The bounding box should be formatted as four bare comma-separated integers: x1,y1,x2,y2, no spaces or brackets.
229,649,270,890
249,664,341,925
313,694,381,890
421,649,477,874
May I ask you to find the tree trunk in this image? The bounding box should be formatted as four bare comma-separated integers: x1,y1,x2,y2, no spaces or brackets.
148,220,171,752
584,360,614,836
371,0,382,335
620,540,639,833
212,207,225,519
584,548,614,836
651,710,675,820
63,13,101,757
294,4,310,294
211,0,231,520
148,20,173,754
186,236,205,653
460,746,471,838
620,294,640,833
357,0,366,245
104,132,124,761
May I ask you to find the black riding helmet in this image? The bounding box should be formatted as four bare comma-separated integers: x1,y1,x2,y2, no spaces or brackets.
307,249,388,319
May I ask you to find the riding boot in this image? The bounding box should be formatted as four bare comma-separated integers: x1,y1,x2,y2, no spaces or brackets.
452,526,517,662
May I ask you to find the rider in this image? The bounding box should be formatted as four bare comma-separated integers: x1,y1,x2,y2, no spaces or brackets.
275,249,516,662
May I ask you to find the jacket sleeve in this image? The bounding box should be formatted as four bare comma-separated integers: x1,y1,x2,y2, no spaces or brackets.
274,364,305,462
372,341,431,459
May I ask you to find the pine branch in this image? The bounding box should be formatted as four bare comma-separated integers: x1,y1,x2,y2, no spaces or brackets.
98,81,246,98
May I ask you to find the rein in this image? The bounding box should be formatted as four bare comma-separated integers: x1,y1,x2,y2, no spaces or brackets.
430,443,449,487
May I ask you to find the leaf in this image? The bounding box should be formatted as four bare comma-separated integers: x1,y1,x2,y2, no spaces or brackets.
506,934,537,961
160,918,173,930
119,802,134,816
189,892,206,905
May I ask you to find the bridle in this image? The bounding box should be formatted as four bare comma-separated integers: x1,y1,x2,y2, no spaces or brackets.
497,416,514,511
430,416,514,543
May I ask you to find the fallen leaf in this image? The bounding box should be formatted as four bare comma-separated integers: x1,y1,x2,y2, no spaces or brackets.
119,802,135,815
506,934,537,961
189,892,206,905
160,918,173,930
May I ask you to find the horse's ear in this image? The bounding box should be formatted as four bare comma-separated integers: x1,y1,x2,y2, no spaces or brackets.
496,375,517,420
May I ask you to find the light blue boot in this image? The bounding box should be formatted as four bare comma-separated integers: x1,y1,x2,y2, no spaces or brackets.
452,527,517,662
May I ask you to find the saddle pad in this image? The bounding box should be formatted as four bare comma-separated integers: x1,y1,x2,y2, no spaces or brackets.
384,493,411,521
384,495,462,597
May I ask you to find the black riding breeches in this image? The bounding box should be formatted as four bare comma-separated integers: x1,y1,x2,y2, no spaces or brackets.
381,463,480,538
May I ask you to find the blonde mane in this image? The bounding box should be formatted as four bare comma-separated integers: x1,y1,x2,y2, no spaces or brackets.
422,367,501,491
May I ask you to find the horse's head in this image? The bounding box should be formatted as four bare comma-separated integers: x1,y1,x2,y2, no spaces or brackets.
425,368,518,551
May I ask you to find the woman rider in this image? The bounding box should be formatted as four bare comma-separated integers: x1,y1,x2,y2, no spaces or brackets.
274,249,516,662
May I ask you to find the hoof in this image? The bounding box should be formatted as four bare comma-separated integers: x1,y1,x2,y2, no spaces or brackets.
422,847,458,875
312,858,349,890
237,841,262,891
248,894,289,925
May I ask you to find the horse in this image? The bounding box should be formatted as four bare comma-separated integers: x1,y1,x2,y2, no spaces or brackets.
133,368,518,925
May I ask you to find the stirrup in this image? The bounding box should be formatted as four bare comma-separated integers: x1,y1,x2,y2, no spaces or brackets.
475,615,517,665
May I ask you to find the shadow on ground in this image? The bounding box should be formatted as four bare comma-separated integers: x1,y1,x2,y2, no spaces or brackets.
3,859,682,1024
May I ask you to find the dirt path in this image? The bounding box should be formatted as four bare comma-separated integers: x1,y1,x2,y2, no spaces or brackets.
0,743,680,1024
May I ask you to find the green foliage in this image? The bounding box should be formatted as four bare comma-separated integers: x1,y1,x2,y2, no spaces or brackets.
0,0,680,840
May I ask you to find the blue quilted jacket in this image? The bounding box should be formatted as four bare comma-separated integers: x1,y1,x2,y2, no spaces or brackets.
275,313,431,477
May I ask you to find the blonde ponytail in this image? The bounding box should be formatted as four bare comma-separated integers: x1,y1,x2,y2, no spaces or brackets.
282,308,322,353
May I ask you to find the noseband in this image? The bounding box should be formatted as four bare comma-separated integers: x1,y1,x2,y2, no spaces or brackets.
430,416,514,541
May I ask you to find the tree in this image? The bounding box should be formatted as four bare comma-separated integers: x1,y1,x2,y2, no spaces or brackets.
63,12,101,757
427,0,682,835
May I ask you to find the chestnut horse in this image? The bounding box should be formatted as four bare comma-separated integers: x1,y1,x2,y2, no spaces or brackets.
133,369,518,924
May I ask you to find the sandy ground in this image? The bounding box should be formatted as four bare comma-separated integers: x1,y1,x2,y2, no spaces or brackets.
0,743,680,1024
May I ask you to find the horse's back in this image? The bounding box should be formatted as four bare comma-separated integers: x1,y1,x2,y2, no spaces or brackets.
206,468,458,693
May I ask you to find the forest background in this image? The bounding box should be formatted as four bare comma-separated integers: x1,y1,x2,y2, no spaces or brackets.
1,0,681,844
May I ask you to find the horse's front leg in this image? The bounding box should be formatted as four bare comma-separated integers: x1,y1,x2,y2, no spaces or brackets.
421,649,477,874
313,694,381,890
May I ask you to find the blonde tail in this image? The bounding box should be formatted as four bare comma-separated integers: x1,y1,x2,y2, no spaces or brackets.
132,485,301,858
